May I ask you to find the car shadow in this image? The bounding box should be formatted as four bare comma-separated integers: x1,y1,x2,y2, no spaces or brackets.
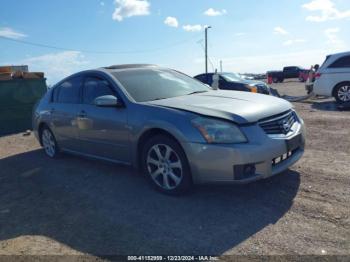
0,149,300,256
311,100,339,111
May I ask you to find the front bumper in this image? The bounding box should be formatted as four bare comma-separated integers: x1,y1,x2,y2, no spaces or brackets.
182,121,305,184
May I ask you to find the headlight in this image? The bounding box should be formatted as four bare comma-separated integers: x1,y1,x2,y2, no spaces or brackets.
245,84,257,93
192,117,247,144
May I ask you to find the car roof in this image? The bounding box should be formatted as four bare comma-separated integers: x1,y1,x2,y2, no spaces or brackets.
328,51,350,57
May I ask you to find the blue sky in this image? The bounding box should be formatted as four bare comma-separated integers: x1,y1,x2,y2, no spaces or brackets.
1,0,349,84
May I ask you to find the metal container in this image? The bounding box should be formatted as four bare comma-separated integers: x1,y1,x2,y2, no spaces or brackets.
0,78,47,136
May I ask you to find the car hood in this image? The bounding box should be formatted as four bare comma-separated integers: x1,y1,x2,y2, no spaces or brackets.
147,90,292,124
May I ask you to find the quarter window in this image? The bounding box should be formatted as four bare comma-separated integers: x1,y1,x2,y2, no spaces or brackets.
329,56,350,68
83,77,115,104
56,77,82,104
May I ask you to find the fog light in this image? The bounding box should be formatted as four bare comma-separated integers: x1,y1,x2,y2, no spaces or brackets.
234,164,257,180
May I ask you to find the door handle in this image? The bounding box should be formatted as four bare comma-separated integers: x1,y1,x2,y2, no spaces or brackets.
77,111,87,118
49,108,55,114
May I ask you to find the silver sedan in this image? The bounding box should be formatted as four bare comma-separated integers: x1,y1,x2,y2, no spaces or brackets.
33,64,305,194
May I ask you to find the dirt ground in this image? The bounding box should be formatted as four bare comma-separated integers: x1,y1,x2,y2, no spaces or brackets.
0,80,349,259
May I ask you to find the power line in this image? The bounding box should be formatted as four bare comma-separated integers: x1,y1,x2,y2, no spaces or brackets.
0,33,202,55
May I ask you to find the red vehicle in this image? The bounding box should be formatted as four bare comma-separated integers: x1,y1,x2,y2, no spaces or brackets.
298,70,310,82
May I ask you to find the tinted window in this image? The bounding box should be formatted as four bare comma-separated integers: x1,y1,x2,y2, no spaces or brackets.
52,86,60,102
329,56,350,68
195,74,213,85
194,74,206,83
205,74,214,85
83,77,114,104
112,69,209,102
57,77,82,104
284,67,296,71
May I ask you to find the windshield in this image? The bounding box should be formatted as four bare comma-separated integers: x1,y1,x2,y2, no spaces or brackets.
221,73,243,82
112,68,210,102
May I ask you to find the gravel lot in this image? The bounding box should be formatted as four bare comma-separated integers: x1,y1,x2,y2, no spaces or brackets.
0,80,349,259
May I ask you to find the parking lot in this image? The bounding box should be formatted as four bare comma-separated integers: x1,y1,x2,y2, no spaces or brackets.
0,80,349,257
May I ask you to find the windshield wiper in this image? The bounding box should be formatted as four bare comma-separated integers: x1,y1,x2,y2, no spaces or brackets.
186,90,208,95
152,97,168,101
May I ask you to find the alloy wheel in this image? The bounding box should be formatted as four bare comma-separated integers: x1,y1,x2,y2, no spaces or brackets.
338,85,350,102
146,144,183,190
42,129,56,157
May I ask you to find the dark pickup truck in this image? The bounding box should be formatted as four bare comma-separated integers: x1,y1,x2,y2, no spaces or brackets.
267,66,308,83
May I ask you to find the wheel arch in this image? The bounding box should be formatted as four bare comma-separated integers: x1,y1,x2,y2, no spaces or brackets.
135,128,186,170
332,81,350,97
37,122,50,145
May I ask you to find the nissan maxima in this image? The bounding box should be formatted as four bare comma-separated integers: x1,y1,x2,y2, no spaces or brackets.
33,64,305,194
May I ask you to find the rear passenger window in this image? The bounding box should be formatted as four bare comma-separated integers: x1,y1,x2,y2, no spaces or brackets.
206,74,214,86
57,77,82,104
83,77,114,104
195,75,206,83
329,56,350,68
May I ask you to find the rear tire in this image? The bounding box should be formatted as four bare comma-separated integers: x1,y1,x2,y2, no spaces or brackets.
141,135,193,195
334,83,350,103
40,126,60,158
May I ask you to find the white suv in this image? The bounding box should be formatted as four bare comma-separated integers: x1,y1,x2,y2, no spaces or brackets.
313,51,350,103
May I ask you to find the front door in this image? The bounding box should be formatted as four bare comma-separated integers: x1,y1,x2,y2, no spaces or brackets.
76,75,130,163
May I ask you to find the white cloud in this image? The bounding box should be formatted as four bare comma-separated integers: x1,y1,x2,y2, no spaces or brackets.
283,39,306,46
164,16,178,28
183,24,203,32
273,26,289,35
21,51,89,85
324,28,345,50
0,27,27,39
204,8,227,16
112,0,150,21
302,0,350,22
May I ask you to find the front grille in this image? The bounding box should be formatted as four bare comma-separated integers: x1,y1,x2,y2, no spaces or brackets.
259,110,297,135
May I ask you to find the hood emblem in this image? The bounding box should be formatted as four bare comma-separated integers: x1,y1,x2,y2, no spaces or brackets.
282,119,292,133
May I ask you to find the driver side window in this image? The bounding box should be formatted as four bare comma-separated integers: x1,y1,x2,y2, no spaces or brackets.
83,76,115,104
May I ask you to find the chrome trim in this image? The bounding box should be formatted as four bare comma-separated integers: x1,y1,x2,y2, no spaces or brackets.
259,110,293,125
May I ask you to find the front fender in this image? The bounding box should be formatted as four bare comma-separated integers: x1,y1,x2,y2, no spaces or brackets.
128,104,205,168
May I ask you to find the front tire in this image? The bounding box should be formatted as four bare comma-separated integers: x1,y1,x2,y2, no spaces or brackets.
141,135,193,195
40,127,60,158
334,83,350,103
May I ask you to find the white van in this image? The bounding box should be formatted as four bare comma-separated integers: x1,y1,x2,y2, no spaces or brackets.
313,51,350,102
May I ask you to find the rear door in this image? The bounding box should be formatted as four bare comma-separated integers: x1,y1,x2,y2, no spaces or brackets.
324,55,350,90
50,76,82,151
77,74,130,163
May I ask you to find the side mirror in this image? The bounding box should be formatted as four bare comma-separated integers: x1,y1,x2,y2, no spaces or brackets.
94,95,120,107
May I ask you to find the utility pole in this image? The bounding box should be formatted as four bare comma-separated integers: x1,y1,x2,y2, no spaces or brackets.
205,26,211,74
220,60,223,73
